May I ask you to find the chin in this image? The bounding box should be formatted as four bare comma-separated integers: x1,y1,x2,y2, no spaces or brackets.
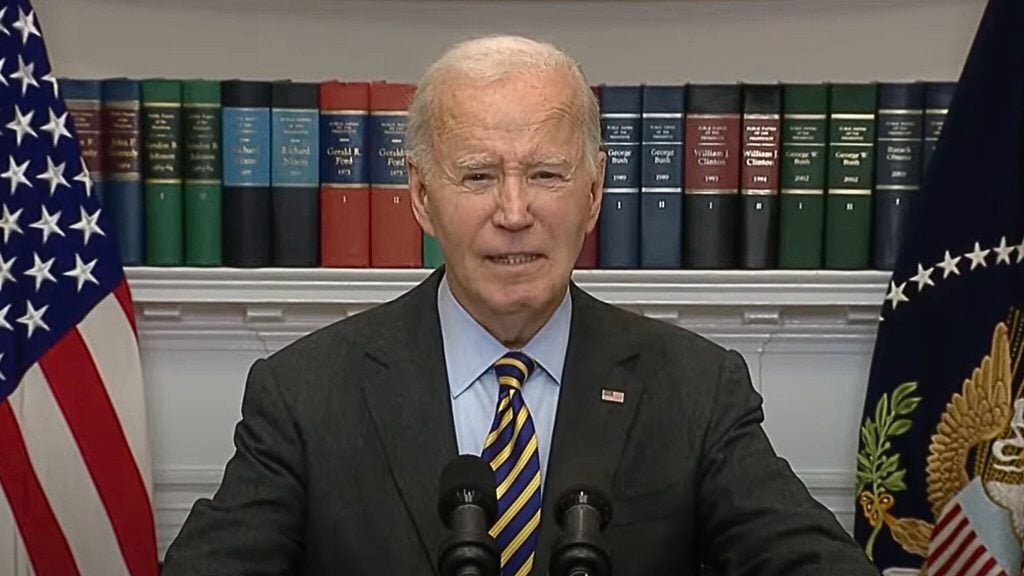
481,280,560,315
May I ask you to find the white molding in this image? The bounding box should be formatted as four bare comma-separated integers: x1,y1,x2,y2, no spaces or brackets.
127,267,889,308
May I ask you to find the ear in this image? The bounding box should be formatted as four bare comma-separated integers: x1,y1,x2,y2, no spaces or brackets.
585,150,606,233
408,159,437,237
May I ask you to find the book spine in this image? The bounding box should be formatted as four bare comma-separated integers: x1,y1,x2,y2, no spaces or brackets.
778,84,829,269
102,79,144,265
142,79,184,266
271,82,320,267
183,80,222,266
640,85,685,269
684,84,742,269
825,83,877,270
739,84,782,269
62,79,105,206
369,82,420,268
221,80,272,267
320,81,370,267
598,85,641,268
923,81,956,176
873,83,924,270
423,235,444,269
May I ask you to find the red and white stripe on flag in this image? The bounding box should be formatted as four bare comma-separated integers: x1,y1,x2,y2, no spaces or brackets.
0,282,156,576
926,502,1012,576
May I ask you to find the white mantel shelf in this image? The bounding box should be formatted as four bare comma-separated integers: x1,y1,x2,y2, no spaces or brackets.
125,267,891,309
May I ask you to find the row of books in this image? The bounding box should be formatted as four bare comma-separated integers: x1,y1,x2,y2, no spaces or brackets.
59,78,955,269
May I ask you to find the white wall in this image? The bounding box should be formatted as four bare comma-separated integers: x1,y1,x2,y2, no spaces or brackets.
36,0,984,85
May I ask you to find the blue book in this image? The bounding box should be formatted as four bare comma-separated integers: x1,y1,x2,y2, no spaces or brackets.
101,78,144,265
599,86,642,268
923,81,957,175
873,83,924,270
640,85,685,268
61,79,105,208
271,81,320,267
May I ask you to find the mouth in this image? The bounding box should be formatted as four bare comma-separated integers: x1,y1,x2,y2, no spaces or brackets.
487,253,543,266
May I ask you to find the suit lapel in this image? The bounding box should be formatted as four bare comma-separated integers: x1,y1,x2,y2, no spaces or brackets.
535,285,646,572
361,270,457,572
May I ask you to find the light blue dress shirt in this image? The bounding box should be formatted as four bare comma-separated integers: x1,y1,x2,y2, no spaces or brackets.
437,275,570,479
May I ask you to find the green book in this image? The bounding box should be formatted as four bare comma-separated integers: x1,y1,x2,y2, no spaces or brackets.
142,79,184,265
182,80,222,265
825,83,877,269
423,234,444,268
778,84,829,268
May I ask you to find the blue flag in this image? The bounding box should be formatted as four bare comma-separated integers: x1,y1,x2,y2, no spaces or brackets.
854,1,1024,574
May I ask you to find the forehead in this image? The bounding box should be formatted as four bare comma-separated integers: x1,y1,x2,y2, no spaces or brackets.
433,68,582,142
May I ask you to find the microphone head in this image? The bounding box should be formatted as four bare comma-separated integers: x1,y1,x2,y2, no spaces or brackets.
556,484,613,530
438,455,498,527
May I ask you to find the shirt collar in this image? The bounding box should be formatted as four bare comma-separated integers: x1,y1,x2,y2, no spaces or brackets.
437,273,572,399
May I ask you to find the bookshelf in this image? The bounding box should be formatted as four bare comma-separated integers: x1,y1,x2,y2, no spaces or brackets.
25,0,986,558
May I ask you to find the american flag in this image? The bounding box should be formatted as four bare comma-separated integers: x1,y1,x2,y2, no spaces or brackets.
0,1,158,574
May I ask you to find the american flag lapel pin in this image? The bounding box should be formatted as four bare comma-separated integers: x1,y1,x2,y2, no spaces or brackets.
600,388,626,404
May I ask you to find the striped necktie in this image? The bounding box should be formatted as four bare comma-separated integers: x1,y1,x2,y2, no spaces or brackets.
481,351,542,576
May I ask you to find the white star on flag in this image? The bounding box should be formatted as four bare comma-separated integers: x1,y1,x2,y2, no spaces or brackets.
16,300,49,338
36,156,69,196
69,206,104,245
0,7,9,37
41,72,58,99
24,252,56,291
39,108,72,147
0,204,23,243
11,7,41,46
63,254,99,292
73,158,94,197
993,236,1014,265
0,304,11,331
0,58,8,88
1015,237,1024,264
9,54,38,97
910,264,936,291
1,155,31,194
29,205,64,244
965,241,990,270
0,254,15,291
885,280,910,310
937,250,962,278
6,103,36,146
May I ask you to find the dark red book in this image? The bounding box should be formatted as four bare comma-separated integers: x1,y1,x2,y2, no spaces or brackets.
575,84,601,269
320,81,371,267
369,82,420,267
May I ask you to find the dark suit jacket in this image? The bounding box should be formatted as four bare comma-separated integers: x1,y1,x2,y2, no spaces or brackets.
163,270,878,575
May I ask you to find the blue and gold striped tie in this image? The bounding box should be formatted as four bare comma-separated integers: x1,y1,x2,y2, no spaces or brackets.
481,351,542,576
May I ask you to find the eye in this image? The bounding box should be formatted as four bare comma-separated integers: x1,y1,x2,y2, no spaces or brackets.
532,170,565,182
462,172,494,185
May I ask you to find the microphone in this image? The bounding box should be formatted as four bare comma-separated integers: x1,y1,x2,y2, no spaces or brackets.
437,455,501,576
549,484,613,576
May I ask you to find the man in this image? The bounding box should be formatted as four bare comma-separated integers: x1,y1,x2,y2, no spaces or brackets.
163,36,878,575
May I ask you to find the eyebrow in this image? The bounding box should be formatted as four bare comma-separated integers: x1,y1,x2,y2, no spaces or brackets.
453,154,573,170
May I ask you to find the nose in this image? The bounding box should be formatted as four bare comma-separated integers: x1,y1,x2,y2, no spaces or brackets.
493,175,534,231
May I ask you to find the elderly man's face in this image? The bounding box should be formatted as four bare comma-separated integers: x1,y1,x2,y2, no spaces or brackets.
410,68,604,328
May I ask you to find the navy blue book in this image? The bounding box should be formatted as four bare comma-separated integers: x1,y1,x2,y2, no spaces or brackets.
222,80,272,267
599,86,642,268
271,82,320,267
873,83,924,270
923,81,957,175
101,79,144,265
640,85,685,268
61,79,105,208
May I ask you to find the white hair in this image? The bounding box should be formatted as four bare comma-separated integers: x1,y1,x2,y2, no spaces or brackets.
406,35,601,178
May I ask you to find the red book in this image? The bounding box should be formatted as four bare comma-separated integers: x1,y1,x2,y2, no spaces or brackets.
576,228,599,268
576,84,600,269
369,82,421,268
320,81,371,267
